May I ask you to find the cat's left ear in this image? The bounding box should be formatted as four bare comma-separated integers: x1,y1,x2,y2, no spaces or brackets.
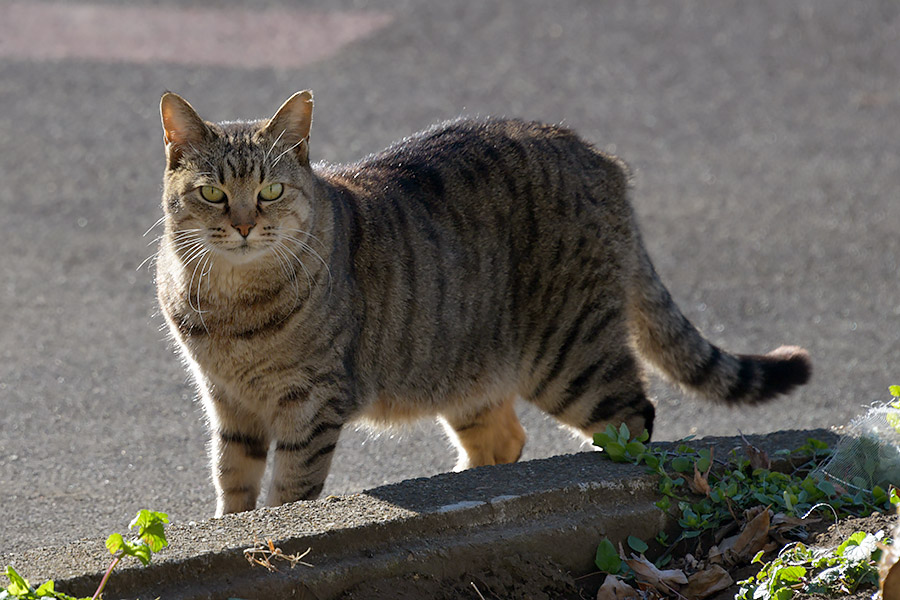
160,92,212,170
263,91,313,166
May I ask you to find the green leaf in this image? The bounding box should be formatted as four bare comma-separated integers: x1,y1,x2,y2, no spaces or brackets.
816,479,836,497
835,531,867,556
595,539,622,574
618,422,631,442
772,588,794,600
33,580,54,597
122,541,152,566
837,531,879,562
773,565,806,584
636,429,650,443
805,438,829,450
106,533,124,556
864,455,878,477
603,441,627,462
641,453,660,470
129,510,169,553
139,523,168,553
887,412,900,434
752,491,771,505
625,441,645,457
4,567,30,596
592,432,613,448
696,456,711,474
890,385,900,398
129,510,169,531
627,536,649,554
671,456,692,472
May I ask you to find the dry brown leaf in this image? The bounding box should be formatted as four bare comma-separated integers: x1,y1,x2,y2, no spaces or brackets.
632,580,669,599
770,513,811,528
689,464,712,496
769,511,819,545
688,447,713,496
625,554,688,595
879,505,900,600
883,559,900,600
681,565,734,600
596,574,641,600
723,507,771,565
742,505,769,522
713,520,738,544
739,431,770,470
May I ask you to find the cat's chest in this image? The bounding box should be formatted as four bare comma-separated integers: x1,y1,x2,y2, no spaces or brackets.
174,324,298,408
165,296,299,380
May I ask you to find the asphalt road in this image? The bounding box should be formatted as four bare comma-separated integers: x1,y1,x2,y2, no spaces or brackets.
1,0,898,553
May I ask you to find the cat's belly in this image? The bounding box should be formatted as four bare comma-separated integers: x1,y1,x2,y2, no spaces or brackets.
356,373,518,427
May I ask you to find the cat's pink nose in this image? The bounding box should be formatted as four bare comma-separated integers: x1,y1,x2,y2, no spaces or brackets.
234,223,254,238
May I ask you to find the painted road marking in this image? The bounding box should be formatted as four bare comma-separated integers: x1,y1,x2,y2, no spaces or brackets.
0,3,393,69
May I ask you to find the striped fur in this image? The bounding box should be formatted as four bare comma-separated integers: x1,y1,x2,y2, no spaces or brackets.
156,91,811,515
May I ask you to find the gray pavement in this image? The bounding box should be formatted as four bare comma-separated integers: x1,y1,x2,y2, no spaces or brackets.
1,0,898,553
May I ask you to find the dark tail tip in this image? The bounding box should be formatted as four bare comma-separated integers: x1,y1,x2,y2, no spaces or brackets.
755,345,812,400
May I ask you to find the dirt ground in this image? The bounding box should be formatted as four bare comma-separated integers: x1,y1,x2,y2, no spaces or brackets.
707,512,897,600
338,512,897,600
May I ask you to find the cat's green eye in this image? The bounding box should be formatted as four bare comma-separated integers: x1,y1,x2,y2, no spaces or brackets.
199,185,226,203
258,182,284,202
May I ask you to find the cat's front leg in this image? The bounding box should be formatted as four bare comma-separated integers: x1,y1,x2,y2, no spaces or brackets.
267,386,346,506
206,394,270,517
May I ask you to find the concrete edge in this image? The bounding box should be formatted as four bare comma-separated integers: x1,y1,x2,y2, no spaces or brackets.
1,429,836,599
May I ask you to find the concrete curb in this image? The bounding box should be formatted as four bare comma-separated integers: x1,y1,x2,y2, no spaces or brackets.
2,429,835,599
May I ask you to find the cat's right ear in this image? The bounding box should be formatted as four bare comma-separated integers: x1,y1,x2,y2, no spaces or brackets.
160,92,211,170
263,91,314,166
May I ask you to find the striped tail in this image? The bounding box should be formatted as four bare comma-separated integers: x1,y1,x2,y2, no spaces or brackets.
627,241,811,404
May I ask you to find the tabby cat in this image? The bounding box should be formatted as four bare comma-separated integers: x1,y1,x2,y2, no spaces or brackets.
156,91,811,516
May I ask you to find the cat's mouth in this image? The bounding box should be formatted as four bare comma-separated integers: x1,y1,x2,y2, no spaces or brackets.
210,238,270,263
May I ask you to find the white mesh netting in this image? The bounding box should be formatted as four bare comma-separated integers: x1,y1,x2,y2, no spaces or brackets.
814,400,900,492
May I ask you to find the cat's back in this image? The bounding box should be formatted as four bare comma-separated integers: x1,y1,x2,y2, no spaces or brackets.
322,117,630,214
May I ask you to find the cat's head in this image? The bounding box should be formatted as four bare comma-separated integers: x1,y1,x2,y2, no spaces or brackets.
159,91,319,265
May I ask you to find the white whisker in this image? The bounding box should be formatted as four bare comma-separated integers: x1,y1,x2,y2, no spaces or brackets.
137,251,159,272
270,243,302,305
143,215,167,237
179,240,209,267
264,129,286,163
187,247,211,317
278,233,333,294
275,240,314,298
196,253,213,332
281,228,327,250
271,137,306,168
139,229,204,271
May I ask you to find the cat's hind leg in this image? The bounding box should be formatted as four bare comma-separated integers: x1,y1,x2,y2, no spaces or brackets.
440,395,527,470
528,350,656,442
